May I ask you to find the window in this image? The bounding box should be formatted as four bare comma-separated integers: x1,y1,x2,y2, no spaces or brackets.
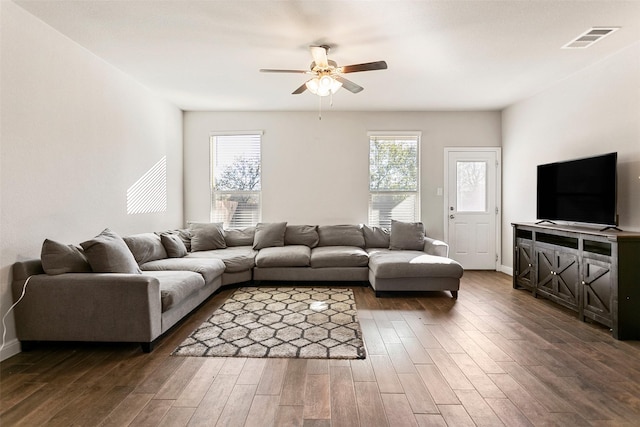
456,161,487,212
210,132,262,228
368,132,420,228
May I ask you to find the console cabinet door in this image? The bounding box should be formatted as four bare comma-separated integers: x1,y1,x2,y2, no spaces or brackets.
515,239,534,290
535,247,580,309
535,247,555,297
582,257,613,327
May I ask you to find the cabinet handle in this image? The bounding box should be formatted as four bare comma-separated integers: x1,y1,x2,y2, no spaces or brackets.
528,264,532,267
582,281,586,285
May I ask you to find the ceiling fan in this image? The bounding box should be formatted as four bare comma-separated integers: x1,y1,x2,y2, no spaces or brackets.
260,45,388,97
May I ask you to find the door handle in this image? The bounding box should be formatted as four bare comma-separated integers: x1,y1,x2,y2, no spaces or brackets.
450,215,455,219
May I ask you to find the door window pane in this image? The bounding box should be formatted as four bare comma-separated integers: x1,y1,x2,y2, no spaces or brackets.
457,161,486,212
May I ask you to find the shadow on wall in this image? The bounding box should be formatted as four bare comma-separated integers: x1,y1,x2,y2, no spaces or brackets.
617,159,640,231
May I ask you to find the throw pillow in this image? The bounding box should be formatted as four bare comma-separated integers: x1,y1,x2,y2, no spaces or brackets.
253,222,287,250
285,225,319,248
80,228,142,274
157,229,192,252
389,220,425,251
362,225,391,248
123,233,167,264
41,239,92,275
160,233,188,258
188,222,226,252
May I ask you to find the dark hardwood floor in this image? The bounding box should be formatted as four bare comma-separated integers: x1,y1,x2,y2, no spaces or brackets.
1,271,639,426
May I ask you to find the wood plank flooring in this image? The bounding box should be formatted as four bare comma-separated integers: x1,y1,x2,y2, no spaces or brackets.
2,271,640,426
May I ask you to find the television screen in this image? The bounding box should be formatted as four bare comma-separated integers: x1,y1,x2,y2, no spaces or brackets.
537,152,617,226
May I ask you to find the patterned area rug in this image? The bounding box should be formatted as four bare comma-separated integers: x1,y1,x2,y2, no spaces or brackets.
173,287,366,359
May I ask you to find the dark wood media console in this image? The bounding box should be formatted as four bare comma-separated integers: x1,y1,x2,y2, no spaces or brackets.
512,222,640,340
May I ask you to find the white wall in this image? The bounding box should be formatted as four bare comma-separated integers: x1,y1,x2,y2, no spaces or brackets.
0,2,184,360
184,111,501,238
502,42,640,271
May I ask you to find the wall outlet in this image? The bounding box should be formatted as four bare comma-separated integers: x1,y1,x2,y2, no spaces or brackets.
436,187,443,196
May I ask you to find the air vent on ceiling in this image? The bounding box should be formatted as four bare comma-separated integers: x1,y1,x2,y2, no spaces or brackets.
562,27,620,49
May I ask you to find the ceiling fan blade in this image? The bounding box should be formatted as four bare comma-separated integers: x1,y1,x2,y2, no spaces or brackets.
260,68,309,73
292,82,308,95
334,76,364,93
310,46,329,68
340,61,388,73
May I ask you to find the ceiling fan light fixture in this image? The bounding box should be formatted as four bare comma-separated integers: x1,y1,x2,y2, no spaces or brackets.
306,75,342,97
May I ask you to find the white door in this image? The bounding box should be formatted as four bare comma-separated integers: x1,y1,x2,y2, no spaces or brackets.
444,148,501,270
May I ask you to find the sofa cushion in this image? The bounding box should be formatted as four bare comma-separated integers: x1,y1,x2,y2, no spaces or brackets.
362,225,391,248
124,233,167,264
143,271,205,312
225,227,255,247
390,220,425,251
80,229,141,274
317,225,365,248
285,225,319,248
140,258,225,286
368,249,463,279
189,222,226,251
253,222,287,250
160,233,188,258
256,245,311,268
186,246,257,273
41,239,92,275
310,246,369,268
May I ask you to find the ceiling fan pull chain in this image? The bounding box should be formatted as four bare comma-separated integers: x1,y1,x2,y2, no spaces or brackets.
318,95,322,120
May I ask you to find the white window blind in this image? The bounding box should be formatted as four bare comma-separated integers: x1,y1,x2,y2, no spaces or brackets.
210,133,262,228
368,133,420,228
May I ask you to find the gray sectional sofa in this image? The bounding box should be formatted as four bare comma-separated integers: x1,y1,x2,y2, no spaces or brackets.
11,221,463,352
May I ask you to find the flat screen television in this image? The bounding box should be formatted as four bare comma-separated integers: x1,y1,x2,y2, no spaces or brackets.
536,152,617,227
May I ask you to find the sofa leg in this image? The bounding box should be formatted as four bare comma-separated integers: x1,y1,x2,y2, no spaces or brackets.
375,291,382,298
141,341,154,353
451,290,458,299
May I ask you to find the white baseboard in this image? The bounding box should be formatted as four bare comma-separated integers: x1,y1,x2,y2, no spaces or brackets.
498,265,513,276
0,338,21,362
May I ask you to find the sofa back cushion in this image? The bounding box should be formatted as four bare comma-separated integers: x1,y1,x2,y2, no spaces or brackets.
317,225,365,248
362,225,391,248
41,239,92,275
80,228,141,274
253,222,287,250
285,225,319,248
188,222,227,252
225,227,256,247
124,233,168,264
389,220,425,251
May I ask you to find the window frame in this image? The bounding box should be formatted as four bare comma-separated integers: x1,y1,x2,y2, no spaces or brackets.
209,131,263,228
368,131,421,228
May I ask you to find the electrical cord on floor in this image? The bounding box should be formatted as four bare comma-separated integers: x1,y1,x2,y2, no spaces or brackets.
0,276,32,353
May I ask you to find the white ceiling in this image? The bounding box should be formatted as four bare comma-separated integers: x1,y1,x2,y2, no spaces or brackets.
14,0,640,111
